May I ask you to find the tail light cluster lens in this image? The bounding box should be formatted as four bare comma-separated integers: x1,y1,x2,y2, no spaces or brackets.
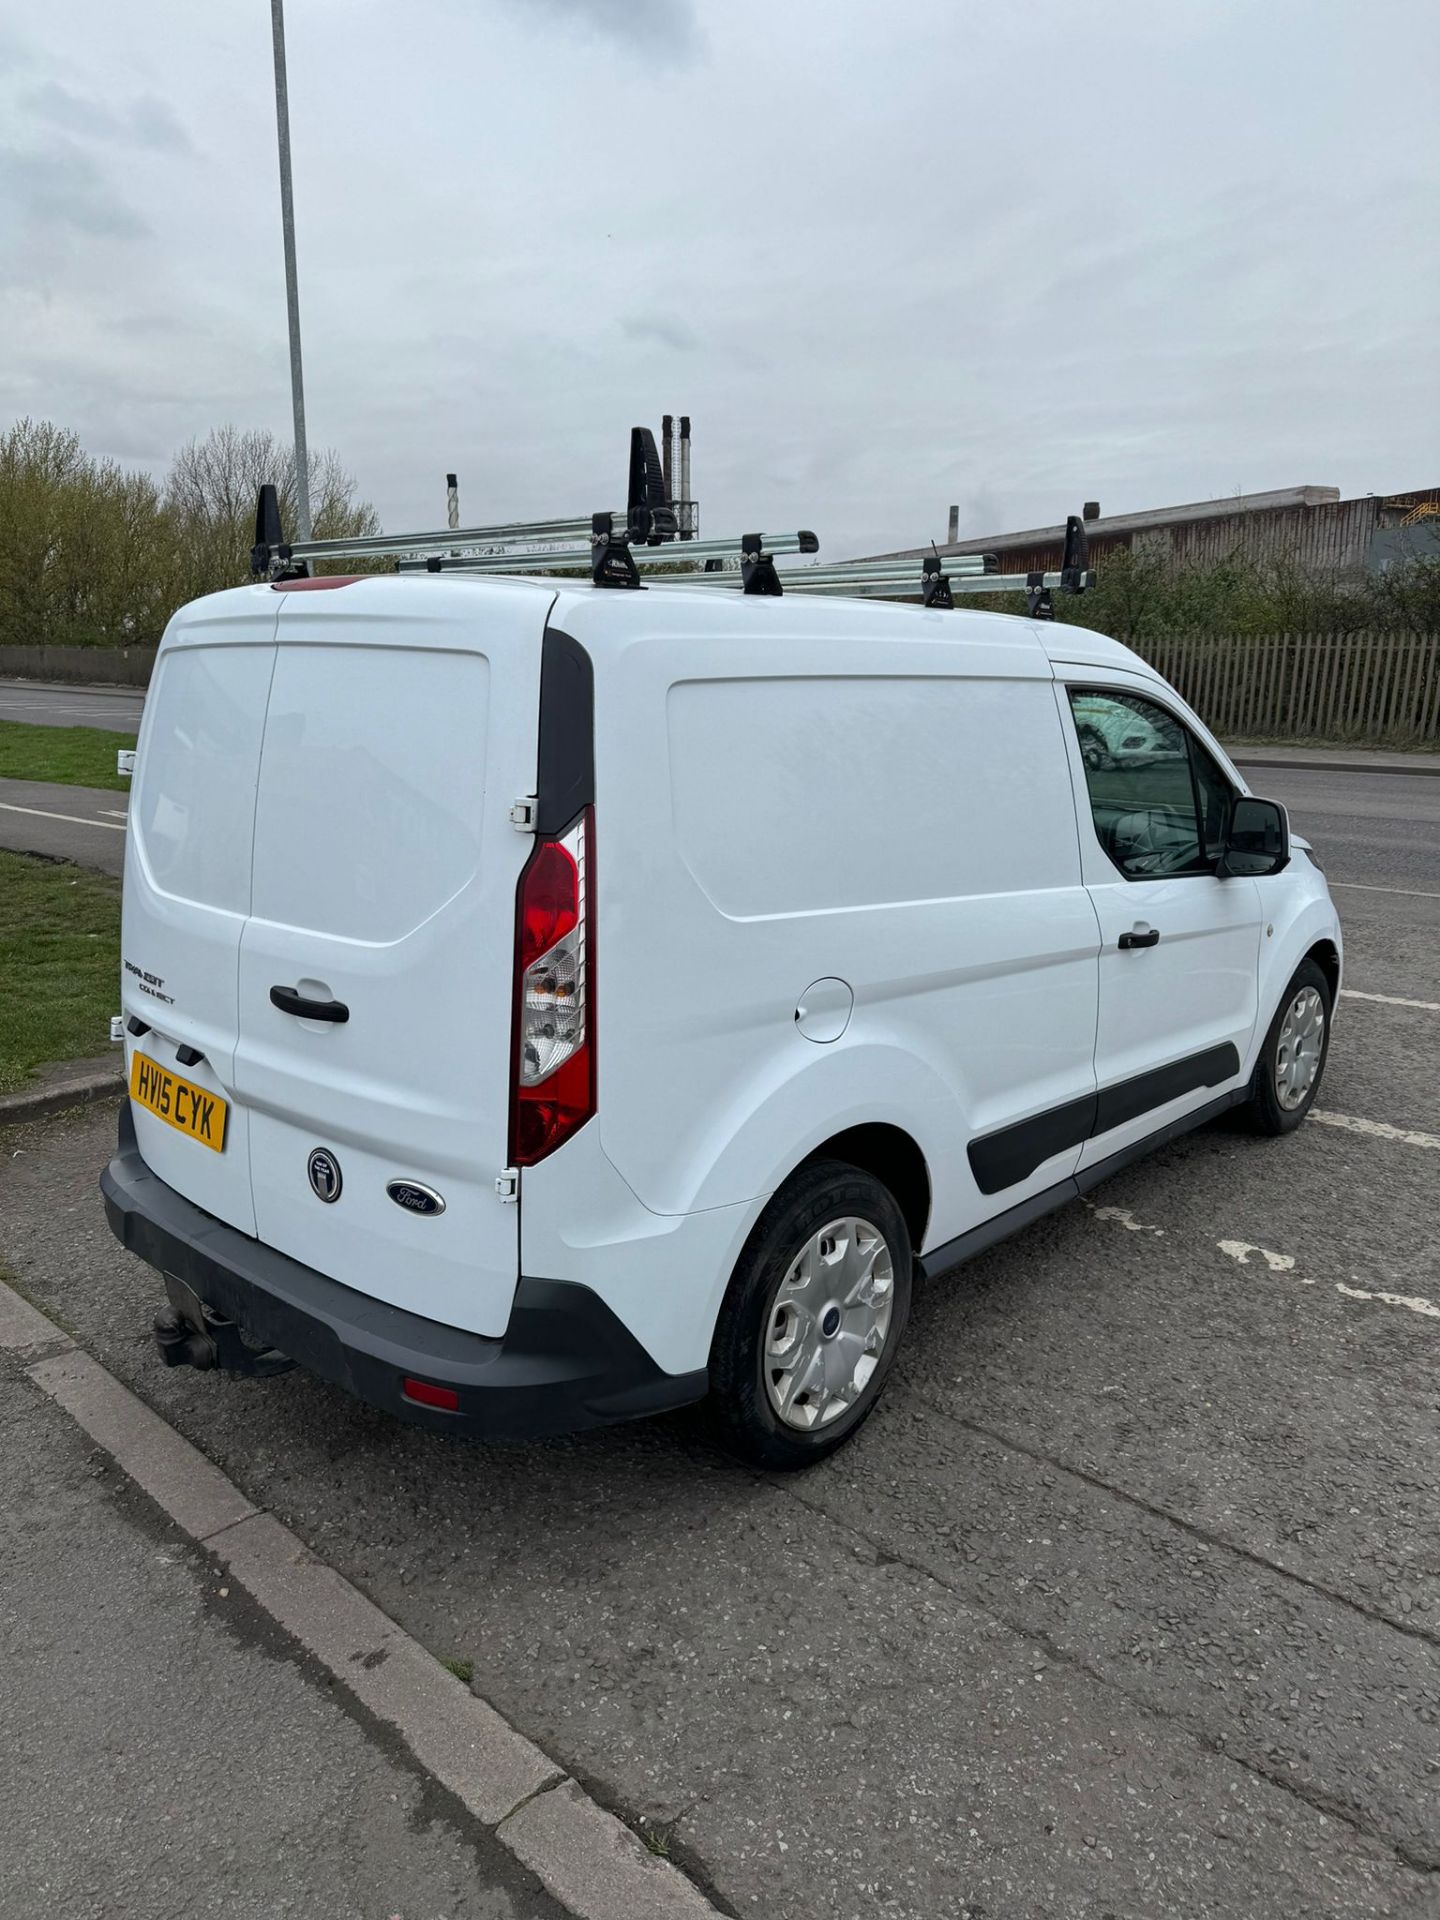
511,808,595,1166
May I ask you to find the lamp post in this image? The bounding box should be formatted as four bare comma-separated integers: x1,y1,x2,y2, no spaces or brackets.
270,0,312,540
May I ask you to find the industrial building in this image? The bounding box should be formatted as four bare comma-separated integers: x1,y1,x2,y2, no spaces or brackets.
876,485,1440,576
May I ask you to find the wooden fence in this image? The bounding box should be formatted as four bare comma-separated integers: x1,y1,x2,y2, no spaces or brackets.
1129,631,1440,744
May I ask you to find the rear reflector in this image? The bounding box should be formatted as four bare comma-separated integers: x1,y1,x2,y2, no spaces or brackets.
402,1378,460,1412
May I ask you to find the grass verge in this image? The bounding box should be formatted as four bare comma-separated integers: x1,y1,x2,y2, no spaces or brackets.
0,850,121,1094
0,719,139,792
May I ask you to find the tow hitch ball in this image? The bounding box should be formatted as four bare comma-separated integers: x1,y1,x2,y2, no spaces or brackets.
153,1278,294,1378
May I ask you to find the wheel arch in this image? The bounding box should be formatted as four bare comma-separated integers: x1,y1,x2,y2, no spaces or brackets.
1305,937,1341,1005
797,1122,932,1253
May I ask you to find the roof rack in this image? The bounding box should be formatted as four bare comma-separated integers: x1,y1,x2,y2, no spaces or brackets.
666,516,1093,617
250,433,1093,615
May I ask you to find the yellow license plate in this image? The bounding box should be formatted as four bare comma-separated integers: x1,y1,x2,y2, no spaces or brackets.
129,1052,228,1153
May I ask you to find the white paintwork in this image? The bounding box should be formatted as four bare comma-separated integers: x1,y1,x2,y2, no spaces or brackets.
122,590,279,1234
122,575,1343,1386
235,579,552,1336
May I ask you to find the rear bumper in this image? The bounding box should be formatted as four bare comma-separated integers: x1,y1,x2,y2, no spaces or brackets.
100,1102,707,1440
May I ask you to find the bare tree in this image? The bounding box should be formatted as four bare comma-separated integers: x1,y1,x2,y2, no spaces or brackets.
163,426,379,597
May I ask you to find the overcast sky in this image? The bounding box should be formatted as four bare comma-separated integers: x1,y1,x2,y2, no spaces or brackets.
2,0,1437,556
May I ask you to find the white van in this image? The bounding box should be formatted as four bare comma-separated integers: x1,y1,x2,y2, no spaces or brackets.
102,574,1341,1466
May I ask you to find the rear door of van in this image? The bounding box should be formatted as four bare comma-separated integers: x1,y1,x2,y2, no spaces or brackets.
121,588,278,1236
233,577,551,1339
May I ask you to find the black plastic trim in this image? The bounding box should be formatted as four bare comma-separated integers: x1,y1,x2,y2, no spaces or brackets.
923,1083,1250,1281
967,1042,1243,1196
100,1103,705,1440
535,626,595,836
1092,1042,1239,1136
968,1092,1097,1197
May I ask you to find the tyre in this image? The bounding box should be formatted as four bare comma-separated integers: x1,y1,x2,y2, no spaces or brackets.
705,1159,913,1470
1241,957,1332,1135
1077,725,1110,772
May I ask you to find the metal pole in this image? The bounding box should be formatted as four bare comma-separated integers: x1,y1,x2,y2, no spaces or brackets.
270,0,312,541
446,473,459,531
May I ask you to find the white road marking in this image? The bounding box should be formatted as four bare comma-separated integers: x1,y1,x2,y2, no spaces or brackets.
0,801,126,831
1087,1216,1440,1328
1311,1111,1440,1150
1328,881,1440,900
1217,1240,1299,1273
98,809,129,821
1087,1203,1164,1234
1335,1282,1440,1320
1341,989,1440,1012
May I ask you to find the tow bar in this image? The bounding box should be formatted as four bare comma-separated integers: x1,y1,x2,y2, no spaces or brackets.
153,1274,295,1378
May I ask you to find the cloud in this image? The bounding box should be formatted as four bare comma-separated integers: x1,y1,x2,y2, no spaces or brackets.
22,80,193,153
508,0,702,64
620,312,700,351
0,140,150,240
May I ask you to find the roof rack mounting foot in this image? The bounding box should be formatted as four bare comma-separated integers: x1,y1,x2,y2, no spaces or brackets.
591,512,645,589
1026,571,1054,620
922,554,953,609
740,534,782,596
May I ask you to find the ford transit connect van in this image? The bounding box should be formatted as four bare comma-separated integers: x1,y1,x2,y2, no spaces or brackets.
101,574,1341,1466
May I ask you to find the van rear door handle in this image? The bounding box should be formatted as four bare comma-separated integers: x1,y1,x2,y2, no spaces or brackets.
1118,929,1161,950
269,985,350,1023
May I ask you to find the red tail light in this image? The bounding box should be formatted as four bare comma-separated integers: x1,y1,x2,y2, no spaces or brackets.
510,808,595,1167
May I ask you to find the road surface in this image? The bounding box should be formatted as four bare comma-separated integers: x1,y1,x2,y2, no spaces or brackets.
0,678,145,731
0,777,127,876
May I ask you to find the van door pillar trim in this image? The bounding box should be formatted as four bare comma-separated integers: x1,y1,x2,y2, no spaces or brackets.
966,1042,1241,1196
535,627,595,836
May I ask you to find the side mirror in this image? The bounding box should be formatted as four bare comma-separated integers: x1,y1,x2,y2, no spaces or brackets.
1219,796,1290,878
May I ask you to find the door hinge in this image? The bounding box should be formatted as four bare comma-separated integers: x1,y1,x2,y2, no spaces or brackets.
495,1168,519,1203
509,796,538,832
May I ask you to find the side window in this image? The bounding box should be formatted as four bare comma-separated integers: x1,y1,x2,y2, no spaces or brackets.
1068,689,1220,880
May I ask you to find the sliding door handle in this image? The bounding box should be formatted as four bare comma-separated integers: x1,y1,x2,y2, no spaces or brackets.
270,985,349,1023
1118,929,1161,951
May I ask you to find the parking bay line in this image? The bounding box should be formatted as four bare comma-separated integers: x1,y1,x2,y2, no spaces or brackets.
1328,881,1440,900
0,801,126,831
1082,1210,1440,1328
1341,989,1440,1012
1311,1111,1440,1150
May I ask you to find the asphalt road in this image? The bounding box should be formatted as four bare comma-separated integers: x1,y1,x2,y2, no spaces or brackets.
1,759,1436,1919
0,678,146,731
0,1362,564,1920
0,777,127,875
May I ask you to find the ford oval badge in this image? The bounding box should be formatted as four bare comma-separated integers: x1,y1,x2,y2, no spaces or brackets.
386,1179,446,1217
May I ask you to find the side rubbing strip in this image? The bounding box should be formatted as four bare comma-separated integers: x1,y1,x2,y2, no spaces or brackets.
968,1093,1096,1197
1093,1042,1240,1135
535,627,595,836
967,1043,1243,1196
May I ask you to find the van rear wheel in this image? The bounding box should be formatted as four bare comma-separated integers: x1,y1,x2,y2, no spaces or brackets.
705,1160,912,1470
